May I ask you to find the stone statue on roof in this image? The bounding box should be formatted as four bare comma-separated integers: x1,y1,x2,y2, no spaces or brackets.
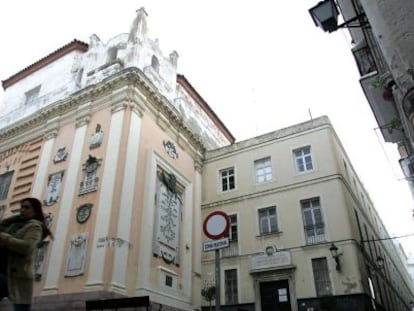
128,7,148,43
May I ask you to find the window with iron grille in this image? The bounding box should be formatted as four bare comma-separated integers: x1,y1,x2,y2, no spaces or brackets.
352,45,376,76
225,269,238,305
229,214,238,241
254,157,272,183
220,167,235,192
312,257,332,296
301,198,325,244
294,146,313,173
258,206,278,235
165,275,173,287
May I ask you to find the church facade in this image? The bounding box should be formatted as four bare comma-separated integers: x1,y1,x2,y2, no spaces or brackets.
0,8,233,311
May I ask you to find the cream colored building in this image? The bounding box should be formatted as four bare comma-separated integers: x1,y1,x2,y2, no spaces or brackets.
201,116,414,311
0,9,233,311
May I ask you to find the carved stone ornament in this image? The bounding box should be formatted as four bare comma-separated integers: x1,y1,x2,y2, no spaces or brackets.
79,155,101,195
163,140,178,159
153,171,182,266
44,212,53,228
53,147,68,163
90,123,104,149
33,241,49,281
44,171,64,206
76,203,93,224
160,171,179,196
65,233,89,277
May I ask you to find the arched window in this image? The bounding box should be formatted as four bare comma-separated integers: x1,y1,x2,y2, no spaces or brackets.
151,55,160,72
107,47,118,62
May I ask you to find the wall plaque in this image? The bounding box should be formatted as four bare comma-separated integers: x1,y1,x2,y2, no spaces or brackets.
153,171,182,265
250,251,292,272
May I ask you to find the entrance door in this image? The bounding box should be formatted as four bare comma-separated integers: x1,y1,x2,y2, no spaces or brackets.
260,280,291,311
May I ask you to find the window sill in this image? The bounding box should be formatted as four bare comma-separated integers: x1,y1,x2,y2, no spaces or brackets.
220,188,237,194
256,231,283,238
295,169,315,175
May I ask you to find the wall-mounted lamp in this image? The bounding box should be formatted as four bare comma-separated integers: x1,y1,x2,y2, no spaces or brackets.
329,243,341,271
309,0,368,33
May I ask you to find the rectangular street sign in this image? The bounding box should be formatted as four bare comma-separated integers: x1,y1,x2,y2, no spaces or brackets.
203,237,229,252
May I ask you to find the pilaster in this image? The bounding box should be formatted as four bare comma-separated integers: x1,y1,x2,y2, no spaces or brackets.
86,104,125,290
110,106,143,293
43,120,88,294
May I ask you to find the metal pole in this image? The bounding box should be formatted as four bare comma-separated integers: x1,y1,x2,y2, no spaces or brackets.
215,249,221,311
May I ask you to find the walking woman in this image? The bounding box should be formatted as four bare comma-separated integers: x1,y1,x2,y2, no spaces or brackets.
0,197,53,311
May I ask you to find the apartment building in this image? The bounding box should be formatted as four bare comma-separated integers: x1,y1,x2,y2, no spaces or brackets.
309,0,414,196
201,116,414,311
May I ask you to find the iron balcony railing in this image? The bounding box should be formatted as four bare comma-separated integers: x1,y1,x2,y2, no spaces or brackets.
221,241,239,257
304,223,326,245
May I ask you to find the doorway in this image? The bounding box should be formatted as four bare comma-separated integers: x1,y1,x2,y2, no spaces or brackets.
260,279,291,311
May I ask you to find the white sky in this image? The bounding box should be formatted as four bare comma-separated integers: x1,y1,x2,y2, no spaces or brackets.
1,1,413,253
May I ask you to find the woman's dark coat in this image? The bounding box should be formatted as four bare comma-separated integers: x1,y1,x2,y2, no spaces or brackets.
0,219,42,304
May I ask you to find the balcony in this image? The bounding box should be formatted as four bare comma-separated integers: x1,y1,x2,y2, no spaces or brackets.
221,241,238,258
360,73,403,143
399,156,414,198
352,41,377,76
304,223,326,245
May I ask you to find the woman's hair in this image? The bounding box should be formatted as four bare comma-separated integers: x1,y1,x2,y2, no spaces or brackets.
21,197,54,240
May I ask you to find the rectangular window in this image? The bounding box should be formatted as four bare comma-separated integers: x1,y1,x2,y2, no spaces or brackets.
229,214,238,241
352,45,376,76
222,214,239,257
258,206,278,235
312,258,332,296
165,275,173,287
294,146,313,173
254,157,272,183
220,167,235,192
301,198,325,244
0,171,14,201
225,269,238,305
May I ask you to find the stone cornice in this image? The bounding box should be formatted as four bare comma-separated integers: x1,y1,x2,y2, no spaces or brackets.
0,68,206,157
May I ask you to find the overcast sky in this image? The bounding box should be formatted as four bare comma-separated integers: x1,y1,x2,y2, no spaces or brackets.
1,1,413,253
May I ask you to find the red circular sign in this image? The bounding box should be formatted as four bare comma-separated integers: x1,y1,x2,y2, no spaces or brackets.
203,211,230,240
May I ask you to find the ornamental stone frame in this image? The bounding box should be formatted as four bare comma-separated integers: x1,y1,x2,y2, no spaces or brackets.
89,123,104,149
53,147,68,163
153,170,183,266
65,233,89,277
44,171,64,206
79,155,101,195
34,241,50,281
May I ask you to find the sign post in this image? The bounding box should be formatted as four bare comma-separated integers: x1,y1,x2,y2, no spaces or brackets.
203,211,230,311
215,249,220,311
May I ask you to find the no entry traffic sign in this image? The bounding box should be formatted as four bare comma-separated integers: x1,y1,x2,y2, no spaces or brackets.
203,211,230,240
